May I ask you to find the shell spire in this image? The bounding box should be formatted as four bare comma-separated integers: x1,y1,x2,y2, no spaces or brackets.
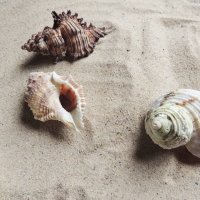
25,71,85,132
21,10,106,63
145,89,200,158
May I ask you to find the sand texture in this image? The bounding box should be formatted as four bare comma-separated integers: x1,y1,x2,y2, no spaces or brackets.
1,0,200,199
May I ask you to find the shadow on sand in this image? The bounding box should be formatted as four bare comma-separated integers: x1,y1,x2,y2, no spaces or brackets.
20,99,71,141
135,117,200,165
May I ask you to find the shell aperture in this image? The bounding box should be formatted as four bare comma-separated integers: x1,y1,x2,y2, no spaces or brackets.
25,71,85,132
145,89,200,158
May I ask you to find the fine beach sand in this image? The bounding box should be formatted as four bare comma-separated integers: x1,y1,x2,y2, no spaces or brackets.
1,0,200,199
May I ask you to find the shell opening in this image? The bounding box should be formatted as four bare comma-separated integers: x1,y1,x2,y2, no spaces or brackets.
59,84,77,112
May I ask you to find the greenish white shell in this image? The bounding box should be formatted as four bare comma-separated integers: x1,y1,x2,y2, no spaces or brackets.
145,89,200,158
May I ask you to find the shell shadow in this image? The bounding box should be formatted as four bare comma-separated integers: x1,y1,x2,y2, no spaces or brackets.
134,117,170,162
172,146,200,165
21,54,55,69
135,117,200,165
20,52,90,70
20,99,70,141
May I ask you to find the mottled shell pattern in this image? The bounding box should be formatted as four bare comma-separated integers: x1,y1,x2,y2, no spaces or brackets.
145,89,200,158
25,71,85,132
21,10,106,62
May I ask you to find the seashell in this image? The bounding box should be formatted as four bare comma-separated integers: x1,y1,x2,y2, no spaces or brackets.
145,89,200,158
25,71,85,132
21,10,106,63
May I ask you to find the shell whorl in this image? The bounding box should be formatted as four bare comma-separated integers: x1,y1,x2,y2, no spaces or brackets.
25,71,85,132
145,104,193,149
145,89,200,152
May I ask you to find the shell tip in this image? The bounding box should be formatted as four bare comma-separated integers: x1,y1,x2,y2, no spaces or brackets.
152,119,162,130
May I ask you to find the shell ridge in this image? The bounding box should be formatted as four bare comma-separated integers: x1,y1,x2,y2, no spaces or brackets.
62,21,77,57
76,30,88,57
73,31,83,58
60,22,73,51
67,19,79,35
66,20,91,58
82,30,93,54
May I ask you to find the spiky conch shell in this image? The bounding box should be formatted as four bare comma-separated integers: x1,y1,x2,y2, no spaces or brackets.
145,89,200,158
21,10,106,62
25,71,85,132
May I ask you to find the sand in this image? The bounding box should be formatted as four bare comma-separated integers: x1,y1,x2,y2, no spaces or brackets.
1,0,200,199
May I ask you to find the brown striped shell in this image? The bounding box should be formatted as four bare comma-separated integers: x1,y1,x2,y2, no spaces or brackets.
25,71,85,132
145,89,200,158
21,10,106,63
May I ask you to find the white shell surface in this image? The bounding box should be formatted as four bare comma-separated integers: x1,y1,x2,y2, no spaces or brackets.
145,89,200,158
25,71,85,132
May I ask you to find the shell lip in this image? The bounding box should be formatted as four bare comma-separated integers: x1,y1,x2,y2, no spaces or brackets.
51,72,85,132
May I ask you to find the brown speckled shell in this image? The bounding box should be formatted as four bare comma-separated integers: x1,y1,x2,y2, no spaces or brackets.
22,10,106,62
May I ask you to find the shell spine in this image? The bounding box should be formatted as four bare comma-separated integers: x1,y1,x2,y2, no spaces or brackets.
21,10,106,62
